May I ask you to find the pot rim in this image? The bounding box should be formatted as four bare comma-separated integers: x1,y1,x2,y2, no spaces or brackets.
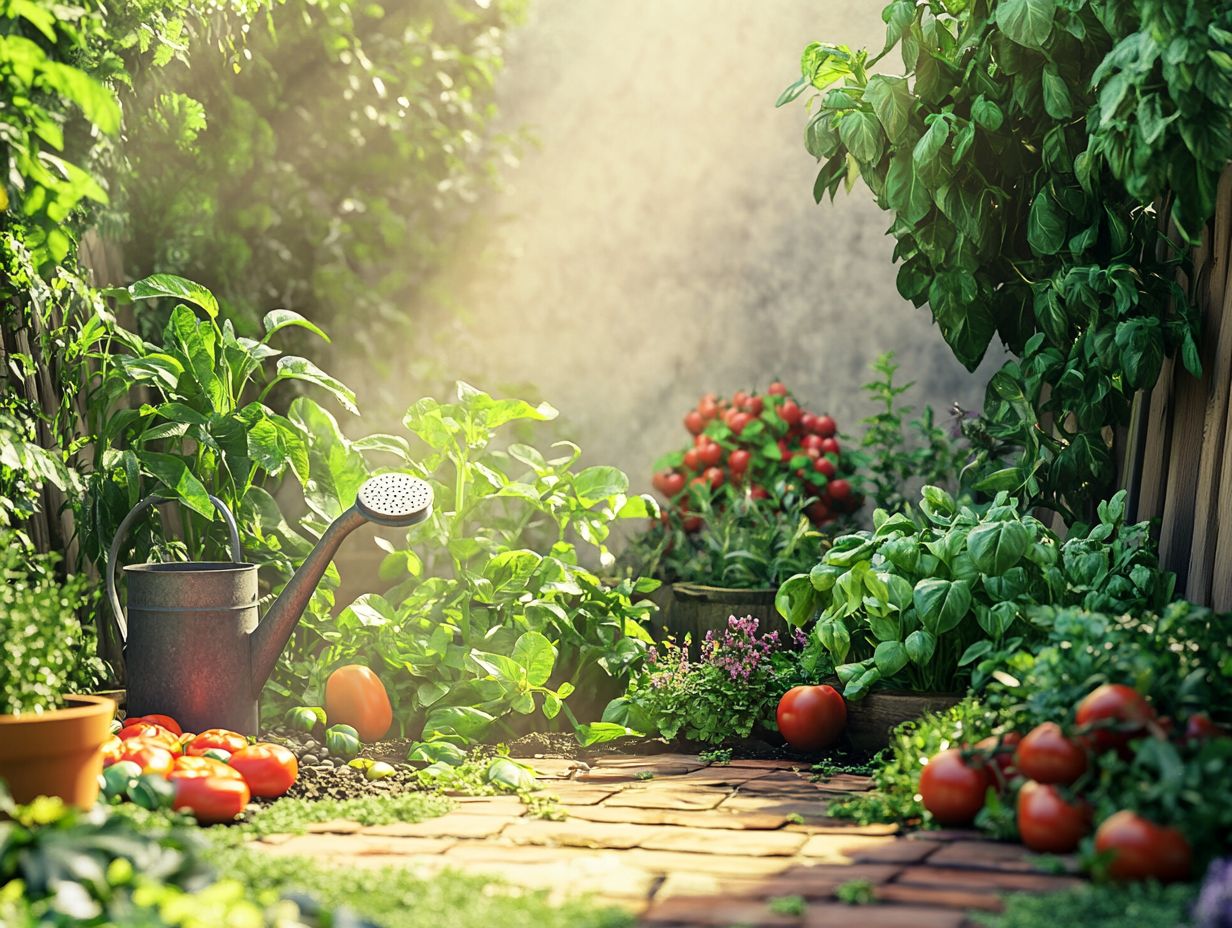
0,694,116,726
125,561,256,574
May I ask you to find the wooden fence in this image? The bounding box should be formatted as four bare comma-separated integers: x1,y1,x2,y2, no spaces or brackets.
1122,166,1232,609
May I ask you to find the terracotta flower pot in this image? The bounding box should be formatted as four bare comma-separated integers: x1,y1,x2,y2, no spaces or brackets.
0,694,116,807
650,583,790,657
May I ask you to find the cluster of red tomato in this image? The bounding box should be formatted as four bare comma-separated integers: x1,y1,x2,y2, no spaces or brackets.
101,713,297,823
650,382,861,531
920,684,1225,882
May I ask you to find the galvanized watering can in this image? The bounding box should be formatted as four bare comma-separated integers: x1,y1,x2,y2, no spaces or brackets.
107,474,432,735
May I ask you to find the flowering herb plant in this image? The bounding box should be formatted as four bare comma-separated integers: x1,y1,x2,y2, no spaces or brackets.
601,615,812,744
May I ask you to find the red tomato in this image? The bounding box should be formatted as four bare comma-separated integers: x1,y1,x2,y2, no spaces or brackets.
800,434,825,453
919,749,993,825
698,396,720,420
744,396,764,416
1095,811,1192,882
187,729,249,757
728,449,751,476
777,439,791,462
684,410,705,435
776,685,846,751
813,457,837,479
768,382,788,397
819,437,841,455
119,740,176,777
1016,781,1092,853
651,471,670,494
805,501,833,524
173,775,251,825
732,391,749,409
325,665,394,742
661,472,685,497
119,722,178,744
682,448,703,472
701,466,724,489
126,714,183,736
826,479,852,503
229,742,299,798
779,399,801,426
800,413,820,434
1184,712,1226,743
170,755,244,781
749,484,770,500
728,412,752,435
1014,722,1088,785
682,515,703,533
698,442,723,468
976,731,1022,784
815,415,837,438
1075,684,1156,755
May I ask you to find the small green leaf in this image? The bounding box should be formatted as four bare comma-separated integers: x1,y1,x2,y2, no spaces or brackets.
995,0,1056,48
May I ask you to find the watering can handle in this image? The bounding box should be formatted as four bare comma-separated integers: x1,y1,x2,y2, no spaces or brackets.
105,494,243,643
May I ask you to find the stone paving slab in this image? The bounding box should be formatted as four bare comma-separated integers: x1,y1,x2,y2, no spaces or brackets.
246,752,1080,928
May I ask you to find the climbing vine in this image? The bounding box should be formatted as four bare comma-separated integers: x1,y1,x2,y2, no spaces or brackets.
781,0,1232,520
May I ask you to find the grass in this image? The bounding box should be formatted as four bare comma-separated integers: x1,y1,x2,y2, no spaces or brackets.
970,883,1197,928
227,791,455,840
209,846,634,928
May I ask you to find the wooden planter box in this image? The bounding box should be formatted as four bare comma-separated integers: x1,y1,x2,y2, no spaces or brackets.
648,583,789,656
844,690,964,753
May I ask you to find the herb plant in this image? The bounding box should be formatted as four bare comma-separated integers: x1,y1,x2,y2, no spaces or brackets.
779,0,1231,517
0,536,104,716
776,487,1171,699
265,383,658,750
602,615,809,744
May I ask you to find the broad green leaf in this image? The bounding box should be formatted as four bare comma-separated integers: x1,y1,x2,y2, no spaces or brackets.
138,451,214,518
868,613,902,642
913,578,972,636
573,466,629,505
874,640,909,676
1041,66,1072,118
816,619,852,664
971,96,1004,131
422,705,495,739
776,574,816,627
263,309,329,343
487,757,536,791
275,357,358,414
1027,190,1066,255
885,151,933,224
905,628,936,664
407,740,467,765
512,631,557,687
864,75,912,143
958,640,993,666
966,520,1031,575
575,721,640,747
130,274,219,318
844,665,882,701
839,110,885,164
42,60,121,135
995,0,1055,48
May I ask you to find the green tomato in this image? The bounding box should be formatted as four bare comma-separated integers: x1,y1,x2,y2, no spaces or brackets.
365,761,396,781
101,760,143,799
286,706,326,733
325,724,361,758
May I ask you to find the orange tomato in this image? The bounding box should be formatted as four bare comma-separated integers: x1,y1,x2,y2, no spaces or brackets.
229,743,298,798
172,775,251,824
325,665,393,742
186,729,249,756
125,714,183,736
119,722,179,745
118,740,176,777
169,755,244,781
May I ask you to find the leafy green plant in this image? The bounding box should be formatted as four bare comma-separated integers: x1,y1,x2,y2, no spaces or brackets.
971,882,1197,928
603,615,809,744
779,0,1230,517
856,352,969,514
625,488,826,589
265,383,658,749
776,487,1171,699
0,535,104,715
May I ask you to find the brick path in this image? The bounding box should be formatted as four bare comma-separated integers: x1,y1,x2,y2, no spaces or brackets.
249,754,1082,927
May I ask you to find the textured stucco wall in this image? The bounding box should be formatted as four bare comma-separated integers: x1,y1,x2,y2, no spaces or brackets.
439,0,1005,492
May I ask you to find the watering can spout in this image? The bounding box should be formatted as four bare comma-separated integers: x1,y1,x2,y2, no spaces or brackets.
249,473,434,694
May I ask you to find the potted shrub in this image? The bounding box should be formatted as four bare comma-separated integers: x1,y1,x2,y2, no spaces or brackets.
627,381,860,653
0,535,114,806
776,487,1172,750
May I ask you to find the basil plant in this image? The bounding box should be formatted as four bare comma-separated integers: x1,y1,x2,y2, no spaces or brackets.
775,487,1172,700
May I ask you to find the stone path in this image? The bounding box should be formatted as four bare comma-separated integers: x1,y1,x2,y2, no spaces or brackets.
250,754,1082,927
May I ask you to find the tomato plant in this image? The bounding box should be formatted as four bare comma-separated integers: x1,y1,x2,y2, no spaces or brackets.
776,685,846,751
324,665,394,743
228,743,298,798
918,749,992,826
